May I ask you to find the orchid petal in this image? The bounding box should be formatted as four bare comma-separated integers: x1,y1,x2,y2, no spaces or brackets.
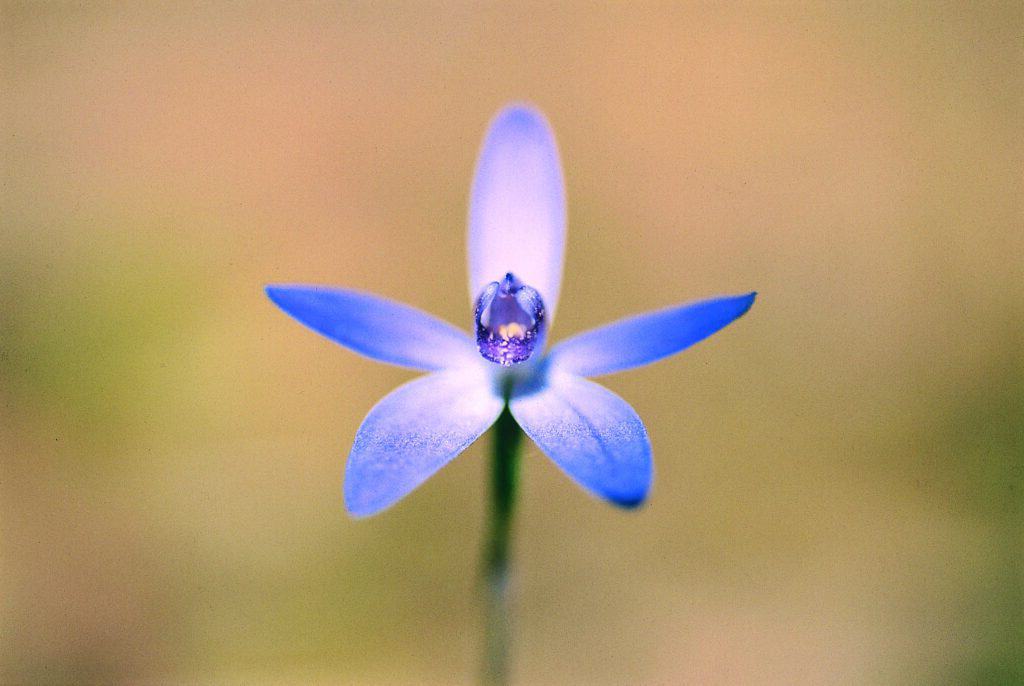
510,371,651,507
345,367,504,516
468,104,567,319
266,285,479,371
548,292,756,377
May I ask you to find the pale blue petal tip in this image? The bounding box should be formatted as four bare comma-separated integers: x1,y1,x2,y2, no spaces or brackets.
493,103,553,139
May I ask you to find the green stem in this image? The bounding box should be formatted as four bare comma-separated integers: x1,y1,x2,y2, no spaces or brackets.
481,406,522,686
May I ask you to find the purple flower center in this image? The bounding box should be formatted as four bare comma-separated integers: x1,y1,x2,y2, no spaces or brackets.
474,273,546,366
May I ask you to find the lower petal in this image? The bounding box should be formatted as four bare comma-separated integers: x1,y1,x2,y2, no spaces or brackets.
509,371,652,507
345,367,504,516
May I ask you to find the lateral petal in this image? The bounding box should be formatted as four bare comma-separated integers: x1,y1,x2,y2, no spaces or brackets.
548,292,756,377
266,285,479,371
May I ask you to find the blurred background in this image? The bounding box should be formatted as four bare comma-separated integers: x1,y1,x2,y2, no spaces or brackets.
2,3,1021,684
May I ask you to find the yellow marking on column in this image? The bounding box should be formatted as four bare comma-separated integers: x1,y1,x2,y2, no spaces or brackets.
498,323,526,340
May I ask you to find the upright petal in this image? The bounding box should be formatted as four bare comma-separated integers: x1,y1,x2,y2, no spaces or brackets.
548,292,756,377
468,105,567,319
345,367,504,516
266,285,479,371
510,372,651,507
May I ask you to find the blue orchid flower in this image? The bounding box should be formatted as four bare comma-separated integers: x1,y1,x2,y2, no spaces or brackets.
266,105,755,517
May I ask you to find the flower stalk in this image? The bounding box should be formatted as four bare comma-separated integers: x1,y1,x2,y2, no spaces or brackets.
481,406,523,685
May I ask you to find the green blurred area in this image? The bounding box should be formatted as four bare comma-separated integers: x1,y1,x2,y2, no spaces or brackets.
2,3,1021,684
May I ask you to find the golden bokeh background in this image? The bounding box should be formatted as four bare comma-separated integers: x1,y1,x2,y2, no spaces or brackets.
2,3,1021,684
